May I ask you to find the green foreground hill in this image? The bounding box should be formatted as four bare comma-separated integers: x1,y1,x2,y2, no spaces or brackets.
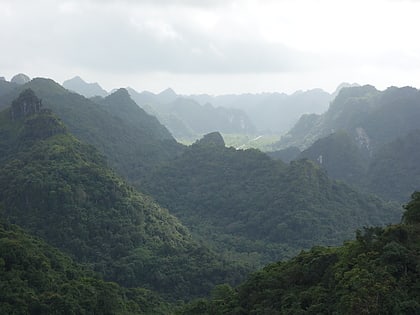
0,220,169,315
179,192,420,314
0,90,246,301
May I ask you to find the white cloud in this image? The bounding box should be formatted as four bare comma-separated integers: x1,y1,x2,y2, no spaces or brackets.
1,0,420,93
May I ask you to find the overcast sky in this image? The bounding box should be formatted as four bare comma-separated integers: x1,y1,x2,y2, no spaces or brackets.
1,0,420,94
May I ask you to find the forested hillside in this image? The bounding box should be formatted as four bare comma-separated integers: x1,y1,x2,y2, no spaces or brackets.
366,129,420,202
0,90,247,300
140,132,401,266
179,192,420,314
0,221,170,315
272,85,420,202
0,78,183,181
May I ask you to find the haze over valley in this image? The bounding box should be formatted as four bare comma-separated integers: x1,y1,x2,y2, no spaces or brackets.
2,0,420,313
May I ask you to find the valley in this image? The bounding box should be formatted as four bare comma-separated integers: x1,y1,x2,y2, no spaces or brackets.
0,75,419,314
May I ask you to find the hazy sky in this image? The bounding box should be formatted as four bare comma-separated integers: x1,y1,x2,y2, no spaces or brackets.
1,0,420,94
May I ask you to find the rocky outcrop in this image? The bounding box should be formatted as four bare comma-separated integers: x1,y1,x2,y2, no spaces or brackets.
11,89,42,120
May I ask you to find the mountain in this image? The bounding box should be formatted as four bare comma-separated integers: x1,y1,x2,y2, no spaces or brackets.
298,131,369,186
331,81,360,99
0,79,18,98
275,85,420,152
157,87,178,104
179,192,420,314
164,97,256,135
63,76,108,97
0,220,169,315
10,73,30,85
0,91,247,300
266,146,301,163
366,129,420,202
140,132,401,267
271,85,420,201
188,88,332,134
128,88,257,141
0,78,183,183
275,128,420,203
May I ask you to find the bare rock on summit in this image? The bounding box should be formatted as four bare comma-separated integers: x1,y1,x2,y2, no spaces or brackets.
11,89,42,120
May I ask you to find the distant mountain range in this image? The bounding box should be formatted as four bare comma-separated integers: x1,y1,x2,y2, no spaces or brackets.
63,76,108,97
59,75,358,142
272,85,420,202
188,88,333,134
2,74,419,313
128,87,257,141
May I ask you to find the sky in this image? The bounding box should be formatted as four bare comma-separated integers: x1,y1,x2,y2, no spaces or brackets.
1,0,420,95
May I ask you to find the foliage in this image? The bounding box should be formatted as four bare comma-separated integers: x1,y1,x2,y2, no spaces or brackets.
402,191,420,224
273,85,420,201
0,220,170,315
178,193,420,314
0,99,247,301
0,78,183,182
140,133,401,267
366,129,420,202
298,130,369,186
267,146,301,163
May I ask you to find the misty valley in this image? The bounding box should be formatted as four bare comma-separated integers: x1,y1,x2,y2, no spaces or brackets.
1,74,420,314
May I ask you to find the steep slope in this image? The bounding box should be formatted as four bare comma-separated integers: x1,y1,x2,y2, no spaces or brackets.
0,92,246,300
96,88,173,140
63,76,108,97
165,97,256,135
140,133,401,266
366,129,420,202
276,85,420,152
276,128,420,202
0,80,18,101
0,78,183,182
189,88,332,134
298,131,369,186
180,193,420,314
266,146,301,163
128,88,257,141
0,221,169,315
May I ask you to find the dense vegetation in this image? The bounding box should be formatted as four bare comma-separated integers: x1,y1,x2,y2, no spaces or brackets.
298,131,369,186
0,78,183,182
282,128,420,202
366,129,420,202
0,93,247,300
0,220,169,315
178,192,420,314
1,81,416,313
140,132,401,267
271,85,420,202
